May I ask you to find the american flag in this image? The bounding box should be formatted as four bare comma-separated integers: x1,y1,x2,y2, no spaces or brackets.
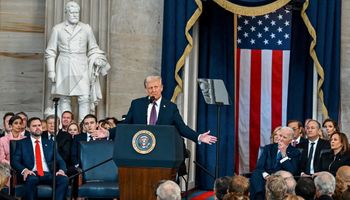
235,8,292,174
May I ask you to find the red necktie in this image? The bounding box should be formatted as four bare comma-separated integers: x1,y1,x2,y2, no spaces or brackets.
35,140,44,176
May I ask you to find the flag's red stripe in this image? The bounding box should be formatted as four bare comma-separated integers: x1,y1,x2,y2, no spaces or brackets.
235,49,241,174
271,50,283,129
249,49,261,171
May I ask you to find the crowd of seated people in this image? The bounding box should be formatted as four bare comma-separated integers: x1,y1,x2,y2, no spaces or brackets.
0,112,349,200
0,111,121,199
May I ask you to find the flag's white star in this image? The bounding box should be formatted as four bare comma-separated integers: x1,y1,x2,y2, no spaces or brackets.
278,14,283,20
238,26,242,31
251,16,256,19
285,10,290,13
284,33,289,39
244,19,249,25
237,38,241,44
250,39,255,44
284,21,290,26
271,20,276,26
257,20,263,25
270,33,276,39
264,14,269,19
277,27,283,32
263,39,269,45
264,26,269,32
250,26,256,32
257,33,262,38
244,32,249,38
277,40,282,45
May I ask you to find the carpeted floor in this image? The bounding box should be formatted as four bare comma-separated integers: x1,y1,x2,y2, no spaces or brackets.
183,190,215,200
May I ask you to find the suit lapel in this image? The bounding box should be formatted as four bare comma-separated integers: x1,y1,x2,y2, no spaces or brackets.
25,138,35,163
41,138,51,162
156,98,167,125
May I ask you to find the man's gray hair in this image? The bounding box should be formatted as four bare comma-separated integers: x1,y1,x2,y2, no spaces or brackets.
65,1,80,13
156,180,181,200
144,75,162,88
281,126,294,140
314,171,335,196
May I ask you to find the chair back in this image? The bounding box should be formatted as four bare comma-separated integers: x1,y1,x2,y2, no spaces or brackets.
79,140,117,182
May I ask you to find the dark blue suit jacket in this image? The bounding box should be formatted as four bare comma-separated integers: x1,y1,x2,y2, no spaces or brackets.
11,136,66,174
256,143,301,175
118,96,199,142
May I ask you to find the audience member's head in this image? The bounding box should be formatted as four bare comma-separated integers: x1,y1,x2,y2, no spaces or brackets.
271,126,282,143
222,175,249,200
266,175,288,200
156,180,181,200
314,171,335,198
287,120,303,140
330,132,350,154
295,177,315,200
274,170,296,195
105,117,118,128
214,176,232,200
322,118,339,137
2,112,15,133
306,119,321,141
228,175,249,196
67,122,81,137
82,114,98,134
61,111,74,130
335,166,350,199
16,111,28,129
0,162,11,189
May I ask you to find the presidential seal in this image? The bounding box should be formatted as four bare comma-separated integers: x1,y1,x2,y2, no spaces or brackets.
132,130,156,154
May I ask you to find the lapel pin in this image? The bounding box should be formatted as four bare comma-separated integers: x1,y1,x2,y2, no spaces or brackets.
163,105,166,108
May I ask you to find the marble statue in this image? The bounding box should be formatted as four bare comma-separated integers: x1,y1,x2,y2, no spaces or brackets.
45,1,110,122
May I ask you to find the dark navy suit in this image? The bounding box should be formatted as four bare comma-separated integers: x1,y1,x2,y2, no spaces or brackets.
250,143,301,200
112,96,199,142
11,136,68,200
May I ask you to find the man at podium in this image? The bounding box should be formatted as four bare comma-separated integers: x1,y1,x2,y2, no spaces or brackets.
120,75,217,145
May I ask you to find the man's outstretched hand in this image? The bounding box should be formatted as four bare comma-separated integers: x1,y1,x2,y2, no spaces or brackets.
199,131,217,145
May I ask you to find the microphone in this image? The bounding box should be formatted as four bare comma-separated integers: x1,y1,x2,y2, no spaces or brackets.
149,96,155,104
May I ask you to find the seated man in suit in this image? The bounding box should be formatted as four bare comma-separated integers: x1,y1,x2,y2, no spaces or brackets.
42,115,72,168
11,117,68,200
71,114,107,167
296,119,330,177
109,75,217,144
250,126,301,200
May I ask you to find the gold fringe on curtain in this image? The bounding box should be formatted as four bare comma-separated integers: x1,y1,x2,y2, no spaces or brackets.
300,0,329,119
213,0,291,16
171,0,203,102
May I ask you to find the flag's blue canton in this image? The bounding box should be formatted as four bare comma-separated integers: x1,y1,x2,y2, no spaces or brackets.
237,9,292,50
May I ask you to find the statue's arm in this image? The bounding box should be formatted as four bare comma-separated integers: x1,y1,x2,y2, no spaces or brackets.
45,27,59,82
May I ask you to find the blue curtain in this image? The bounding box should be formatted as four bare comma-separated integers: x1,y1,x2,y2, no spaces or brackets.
196,1,235,189
287,9,314,122
307,0,341,121
161,0,200,100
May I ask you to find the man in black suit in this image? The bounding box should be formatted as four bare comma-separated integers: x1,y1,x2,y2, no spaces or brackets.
110,75,217,144
71,114,106,167
42,115,72,167
11,117,68,200
297,119,330,176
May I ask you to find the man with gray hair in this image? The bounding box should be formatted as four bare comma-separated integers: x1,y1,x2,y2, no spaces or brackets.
274,170,297,195
250,126,301,200
46,1,110,122
0,163,15,200
314,171,336,200
156,180,181,200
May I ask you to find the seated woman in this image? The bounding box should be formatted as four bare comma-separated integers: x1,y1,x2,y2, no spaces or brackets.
319,132,350,176
0,115,26,164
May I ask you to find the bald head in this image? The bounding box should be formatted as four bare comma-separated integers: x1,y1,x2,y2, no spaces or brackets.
156,180,181,200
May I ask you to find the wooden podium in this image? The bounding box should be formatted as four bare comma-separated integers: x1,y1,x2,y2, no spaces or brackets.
113,124,184,200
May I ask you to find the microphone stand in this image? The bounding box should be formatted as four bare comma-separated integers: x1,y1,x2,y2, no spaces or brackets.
52,97,60,200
